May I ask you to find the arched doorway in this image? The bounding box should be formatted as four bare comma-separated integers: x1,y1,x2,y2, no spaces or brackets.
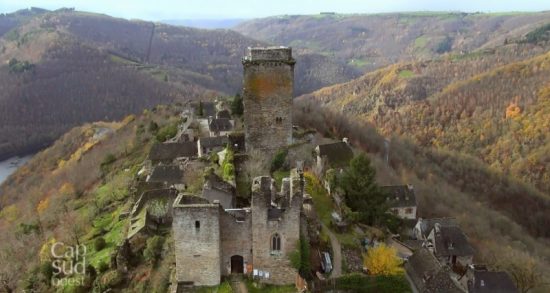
231,255,244,274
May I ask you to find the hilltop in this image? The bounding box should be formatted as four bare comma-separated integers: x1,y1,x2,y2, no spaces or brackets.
0,8,356,161
235,11,550,71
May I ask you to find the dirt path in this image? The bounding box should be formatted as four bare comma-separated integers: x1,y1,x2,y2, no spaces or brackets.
230,275,248,293
323,224,342,278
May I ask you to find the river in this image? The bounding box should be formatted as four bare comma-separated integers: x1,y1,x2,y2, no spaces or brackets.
0,155,33,185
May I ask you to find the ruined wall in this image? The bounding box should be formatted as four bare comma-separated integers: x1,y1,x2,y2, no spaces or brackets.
242,47,295,155
220,211,252,276
172,204,221,286
251,176,301,284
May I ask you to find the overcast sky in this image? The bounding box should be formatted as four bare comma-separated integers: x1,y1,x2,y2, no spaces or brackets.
1,0,549,20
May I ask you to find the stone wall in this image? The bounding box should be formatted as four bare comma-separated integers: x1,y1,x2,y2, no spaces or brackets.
172,204,221,286
220,211,252,275
242,47,295,155
251,176,301,285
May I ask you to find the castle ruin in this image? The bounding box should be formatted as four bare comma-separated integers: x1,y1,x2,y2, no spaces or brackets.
171,47,301,287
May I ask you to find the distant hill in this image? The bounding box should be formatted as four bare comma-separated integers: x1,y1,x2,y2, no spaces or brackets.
235,12,550,72
298,39,550,195
160,18,247,29
0,9,357,160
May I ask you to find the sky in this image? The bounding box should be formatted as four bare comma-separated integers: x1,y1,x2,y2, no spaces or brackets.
1,0,550,20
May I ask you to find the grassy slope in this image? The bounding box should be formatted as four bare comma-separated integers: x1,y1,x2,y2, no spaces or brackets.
0,105,181,292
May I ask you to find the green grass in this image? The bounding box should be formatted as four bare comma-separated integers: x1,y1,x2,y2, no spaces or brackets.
194,281,233,293
398,70,415,78
245,279,295,293
272,170,290,187
85,207,127,268
347,57,371,69
305,173,333,227
414,35,429,49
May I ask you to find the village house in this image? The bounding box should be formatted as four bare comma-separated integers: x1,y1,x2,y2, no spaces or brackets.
426,223,475,270
314,139,354,175
197,136,229,157
148,141,197,165
405,247,466,293
381,185,417,220
216,109,231,119
465,265,518,293
413,217,458,240
208,118,233,137
146,165,185,190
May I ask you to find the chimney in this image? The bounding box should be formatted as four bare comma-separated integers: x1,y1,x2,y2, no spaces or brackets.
434,223,441,234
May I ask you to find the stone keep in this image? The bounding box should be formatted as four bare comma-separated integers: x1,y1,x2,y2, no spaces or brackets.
242,47,295,154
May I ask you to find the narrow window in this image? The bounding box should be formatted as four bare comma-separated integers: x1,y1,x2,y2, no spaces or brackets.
271,233,281,251
195,220,200,230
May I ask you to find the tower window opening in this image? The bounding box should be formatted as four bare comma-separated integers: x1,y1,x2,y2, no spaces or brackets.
195,220,200,230
271,233,281,251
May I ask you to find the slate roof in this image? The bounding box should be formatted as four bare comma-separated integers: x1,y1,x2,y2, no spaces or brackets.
199,136,229,149
316,141,354,167
382,185,417,208
216,109,231,119
148,142,197,162
148,165,184,185
199,101,216,117
418,218,458,238
433,225,475,258
405,248,464,293
204,173,235,195
469,271,518,293
209,118,233,132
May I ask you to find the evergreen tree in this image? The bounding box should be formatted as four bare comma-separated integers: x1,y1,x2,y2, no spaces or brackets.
230,94,244,116
340,153,387,225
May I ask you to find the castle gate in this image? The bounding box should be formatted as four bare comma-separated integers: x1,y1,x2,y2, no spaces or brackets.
230,255,244,274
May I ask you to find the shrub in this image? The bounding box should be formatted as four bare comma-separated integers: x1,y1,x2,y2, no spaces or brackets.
143,236,164,263
97,261,109,273
148,121,159,133
155,123,178,142
94,237,107,251
270,149,288,172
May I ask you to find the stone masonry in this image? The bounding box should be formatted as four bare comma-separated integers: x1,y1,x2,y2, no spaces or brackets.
242,47,295,154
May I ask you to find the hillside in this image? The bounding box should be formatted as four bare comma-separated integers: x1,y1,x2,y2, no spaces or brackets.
0,9,357,161
0,98,549,291
299,36,550,195
235,12,550,72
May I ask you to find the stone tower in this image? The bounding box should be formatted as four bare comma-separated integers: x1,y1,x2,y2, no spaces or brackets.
242,47,295,154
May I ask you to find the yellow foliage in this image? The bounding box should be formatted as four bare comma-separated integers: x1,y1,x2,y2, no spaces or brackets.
57,159,67,169
39,238,57,263
0,204,19,222
363,244,404,275
505,103,521,119
59,182,75,197
37,197,50,214
121,114,136,125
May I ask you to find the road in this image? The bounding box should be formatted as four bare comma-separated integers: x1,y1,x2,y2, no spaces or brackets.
323,224,342,278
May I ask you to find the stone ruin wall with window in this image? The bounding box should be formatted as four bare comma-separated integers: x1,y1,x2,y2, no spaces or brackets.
250,176,302,284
